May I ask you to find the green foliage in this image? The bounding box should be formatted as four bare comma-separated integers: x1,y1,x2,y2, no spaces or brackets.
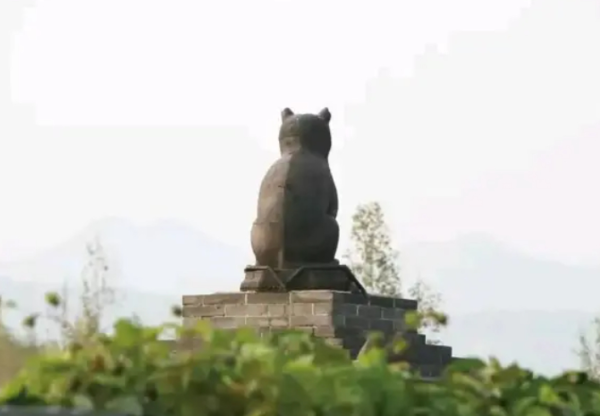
0,236,118,388
0,298,41,387
345,201,402,296
345,201,445,339
2,315,600,416
577,315,600,380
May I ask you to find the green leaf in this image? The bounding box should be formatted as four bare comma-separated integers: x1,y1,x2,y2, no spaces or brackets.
538,384,561,405
404,311,421,330
44,292,61,308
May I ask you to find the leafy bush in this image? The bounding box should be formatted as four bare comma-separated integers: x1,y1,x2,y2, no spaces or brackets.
1,313,600,416
1,292,600,415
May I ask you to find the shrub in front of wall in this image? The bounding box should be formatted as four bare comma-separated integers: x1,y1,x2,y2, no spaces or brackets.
1,317,600,416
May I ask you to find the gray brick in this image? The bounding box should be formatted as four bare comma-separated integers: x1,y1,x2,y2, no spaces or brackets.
268,318,289,328
394,298,418,310
336,304,358,316
246,317,289,328
268,304,288,317
244,317,271,328
292,303,313,315
226,304,268,317
334,292,369,305
291,291,334,303
382,308,404,320
314,303,334,315
182,295,203,306
314,325,336,337
345,316,370,330
370,319,394,333
332,314,346,327
333,326,362,338
183,305,225,317
203,293,246,305
210,317,246,329
393,319,408,331
246,293,289,304
290,314,331,327
358,305,382,319
369,295,395,308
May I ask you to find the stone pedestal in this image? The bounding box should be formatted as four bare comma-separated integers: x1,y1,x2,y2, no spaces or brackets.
181,290,453,378
240,262,367,294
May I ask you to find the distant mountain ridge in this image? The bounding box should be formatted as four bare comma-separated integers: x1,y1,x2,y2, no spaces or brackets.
0,217,249,295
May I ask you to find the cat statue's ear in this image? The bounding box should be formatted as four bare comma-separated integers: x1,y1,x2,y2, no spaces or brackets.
318,107,331,123
281,108,294,121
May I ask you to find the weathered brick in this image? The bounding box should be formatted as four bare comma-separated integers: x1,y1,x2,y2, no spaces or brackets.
210,317,246,329
226,304,268,317
334,292,369,305
332,314,346,327
290,315,331,327
393,319,408,331
394,298,418,310
246,317,289,328
246,293,289,304
292,303,313,315
244,317,270,328
382,308,404,320
203,293,246,305
269,318,290,328
368,295,395,308
345,316,370,330
183,305,225,317
370,319,394,333
268,304,288,317
336,304,358,316
314,303,334,315
314,325,336,337
291,291,334,303
357,305,382,319
182,295,203,306
328,326,361,338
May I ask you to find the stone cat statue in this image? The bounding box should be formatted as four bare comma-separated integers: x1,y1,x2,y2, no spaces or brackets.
250,107,339,269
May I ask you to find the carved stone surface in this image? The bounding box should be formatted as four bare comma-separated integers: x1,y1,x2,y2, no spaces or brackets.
250,107,340,270
181,290,454,378
240,262,367,294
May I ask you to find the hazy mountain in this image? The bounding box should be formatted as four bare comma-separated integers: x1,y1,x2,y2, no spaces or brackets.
0,217,249,295
401,233,600,314
441,310,592,376
0,218,598,375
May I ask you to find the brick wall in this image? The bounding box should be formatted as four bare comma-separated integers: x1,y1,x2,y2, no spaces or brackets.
181,290,453,377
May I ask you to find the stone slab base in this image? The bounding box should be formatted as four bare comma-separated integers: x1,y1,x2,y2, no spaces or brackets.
240,263,366,294
181,290,453,377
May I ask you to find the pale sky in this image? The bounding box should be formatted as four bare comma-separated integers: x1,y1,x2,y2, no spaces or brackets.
1,0,600,266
